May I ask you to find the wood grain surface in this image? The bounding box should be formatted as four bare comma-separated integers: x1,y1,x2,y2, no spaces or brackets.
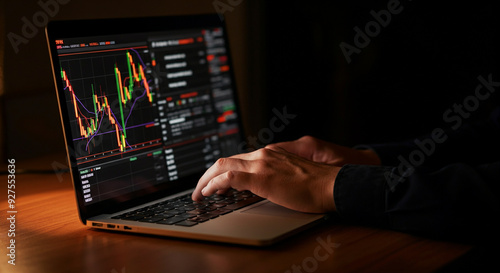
0,160,472,273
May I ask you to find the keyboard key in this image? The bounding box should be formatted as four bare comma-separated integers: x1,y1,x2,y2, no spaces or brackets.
112,191,264,227
122,214,146,221
156,216,188,225
190,215,214,222
138,216,166,223
155,212,175,219
174,220,198,227
189,216,209,223
201,212,221,219
186,209,207,216
215,208,232,215
224,196,263,210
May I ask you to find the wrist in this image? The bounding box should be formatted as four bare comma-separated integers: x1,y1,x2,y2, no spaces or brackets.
323,166,340,212
357,149,382,166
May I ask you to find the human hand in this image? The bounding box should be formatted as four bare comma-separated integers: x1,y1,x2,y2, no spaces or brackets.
266,135,381,166
191,147,340,213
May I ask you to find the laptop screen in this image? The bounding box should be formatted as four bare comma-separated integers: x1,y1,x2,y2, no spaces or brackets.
46,15,243,218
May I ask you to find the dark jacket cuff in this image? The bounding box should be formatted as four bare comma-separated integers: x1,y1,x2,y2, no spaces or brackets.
334,164,393,227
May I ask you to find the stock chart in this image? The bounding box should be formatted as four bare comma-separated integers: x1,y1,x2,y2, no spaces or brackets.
59,47,162,164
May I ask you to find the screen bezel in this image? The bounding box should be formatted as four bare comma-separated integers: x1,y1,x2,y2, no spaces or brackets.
45,14,245,224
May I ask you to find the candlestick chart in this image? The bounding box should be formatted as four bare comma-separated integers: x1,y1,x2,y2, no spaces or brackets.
60,47,161,163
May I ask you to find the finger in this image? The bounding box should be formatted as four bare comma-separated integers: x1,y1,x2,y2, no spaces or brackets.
200,171,252,197
192,157,249,201
192,148,284,201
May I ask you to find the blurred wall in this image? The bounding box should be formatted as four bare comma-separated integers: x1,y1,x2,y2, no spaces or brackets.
1,0,265,161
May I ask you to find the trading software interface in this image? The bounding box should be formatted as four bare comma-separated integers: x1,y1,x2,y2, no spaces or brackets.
54,28,241,205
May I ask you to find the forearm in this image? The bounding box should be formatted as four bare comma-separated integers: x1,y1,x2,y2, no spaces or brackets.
333,162,500,243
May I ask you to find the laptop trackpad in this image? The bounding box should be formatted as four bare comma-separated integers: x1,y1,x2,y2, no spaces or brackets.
240,201,315,219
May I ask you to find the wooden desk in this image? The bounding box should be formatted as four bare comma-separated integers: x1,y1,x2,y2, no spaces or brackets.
1,160,473,273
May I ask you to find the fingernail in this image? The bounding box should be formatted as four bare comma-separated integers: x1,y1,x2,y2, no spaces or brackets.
201,188,207,196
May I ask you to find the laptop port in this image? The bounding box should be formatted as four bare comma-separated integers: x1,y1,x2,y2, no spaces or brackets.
124,226,132,230
92,222,103,227
107,224,116,228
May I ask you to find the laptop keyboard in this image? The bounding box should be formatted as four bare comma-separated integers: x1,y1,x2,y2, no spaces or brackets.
111,190,263,227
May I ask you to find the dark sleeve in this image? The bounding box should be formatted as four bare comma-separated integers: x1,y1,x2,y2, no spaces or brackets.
334,162,500,243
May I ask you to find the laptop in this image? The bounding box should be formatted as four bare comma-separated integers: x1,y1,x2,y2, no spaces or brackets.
45,14,325,246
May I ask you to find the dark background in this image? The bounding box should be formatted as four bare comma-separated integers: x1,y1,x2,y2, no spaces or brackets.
1,0,499,163
261,1,500,145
